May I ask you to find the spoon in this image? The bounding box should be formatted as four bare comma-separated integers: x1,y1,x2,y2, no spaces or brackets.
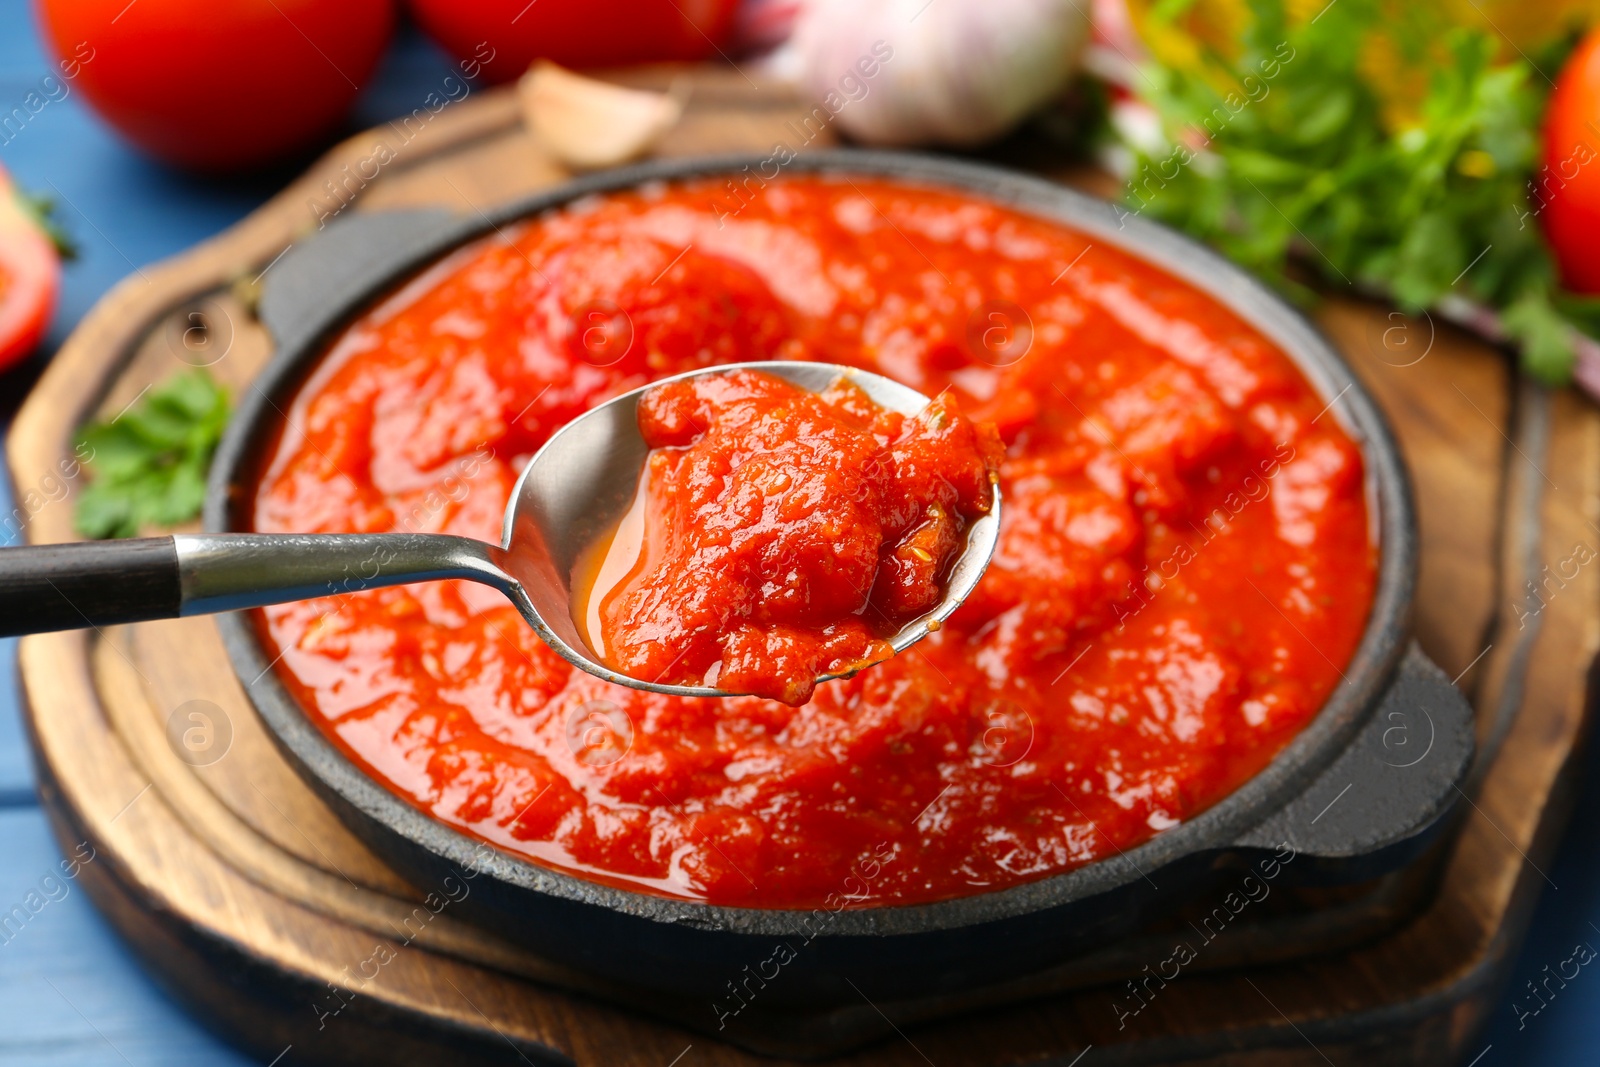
0,361,1001,698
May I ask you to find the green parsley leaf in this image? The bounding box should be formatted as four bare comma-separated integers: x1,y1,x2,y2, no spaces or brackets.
1116,0,1591,383
73,370,230,539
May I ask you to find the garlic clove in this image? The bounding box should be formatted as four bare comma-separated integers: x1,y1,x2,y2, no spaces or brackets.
519,62,686,170
780,0,1091,148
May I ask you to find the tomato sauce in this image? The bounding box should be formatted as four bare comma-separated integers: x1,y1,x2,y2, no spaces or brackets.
251,175,1375,908
579,369,1002,705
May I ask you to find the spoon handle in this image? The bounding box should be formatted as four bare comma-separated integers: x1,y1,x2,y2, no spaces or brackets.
0,537,181,636
0,533,512,638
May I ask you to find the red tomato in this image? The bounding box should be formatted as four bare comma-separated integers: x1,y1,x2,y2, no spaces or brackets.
34,0,394,173
1542,28,1600,294
405,0,740,84
0,167,59,371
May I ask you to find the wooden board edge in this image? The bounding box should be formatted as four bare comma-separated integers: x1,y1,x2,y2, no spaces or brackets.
23,672,583,1067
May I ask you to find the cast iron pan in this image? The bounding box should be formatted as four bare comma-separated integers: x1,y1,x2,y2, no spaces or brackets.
208,151,1474,1010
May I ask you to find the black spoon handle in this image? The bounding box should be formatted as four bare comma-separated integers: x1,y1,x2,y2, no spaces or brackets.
0,533,517,639
0,536,180,637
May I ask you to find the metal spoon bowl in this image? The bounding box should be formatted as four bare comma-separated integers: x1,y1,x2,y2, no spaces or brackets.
0,361,1000,700
502,360,1001,697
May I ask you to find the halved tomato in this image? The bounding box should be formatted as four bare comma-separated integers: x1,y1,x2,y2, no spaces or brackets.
0,166,59,371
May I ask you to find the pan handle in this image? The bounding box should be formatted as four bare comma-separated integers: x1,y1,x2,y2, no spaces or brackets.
1229,642,1475,881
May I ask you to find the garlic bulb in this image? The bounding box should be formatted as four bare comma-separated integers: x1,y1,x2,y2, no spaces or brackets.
776,0,1091,147
520,62,686,170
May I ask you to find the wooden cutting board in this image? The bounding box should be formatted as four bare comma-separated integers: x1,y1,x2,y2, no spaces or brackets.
7,66,1597,1066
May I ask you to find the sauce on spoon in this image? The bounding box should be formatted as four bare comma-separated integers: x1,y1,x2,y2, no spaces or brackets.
573,367,1002,705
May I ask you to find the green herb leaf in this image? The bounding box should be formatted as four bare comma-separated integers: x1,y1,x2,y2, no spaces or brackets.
1117,0,1590,383
73,370,230,540
1502,291,1577,385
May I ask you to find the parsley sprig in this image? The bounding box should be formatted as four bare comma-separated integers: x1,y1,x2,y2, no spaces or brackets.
73,370,230,539
1116,0,1589,384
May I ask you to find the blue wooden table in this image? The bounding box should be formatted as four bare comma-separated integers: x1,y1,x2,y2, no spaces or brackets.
0,3,1594,1062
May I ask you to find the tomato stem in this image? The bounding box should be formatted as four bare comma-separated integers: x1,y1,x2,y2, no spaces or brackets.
13,190,77,261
